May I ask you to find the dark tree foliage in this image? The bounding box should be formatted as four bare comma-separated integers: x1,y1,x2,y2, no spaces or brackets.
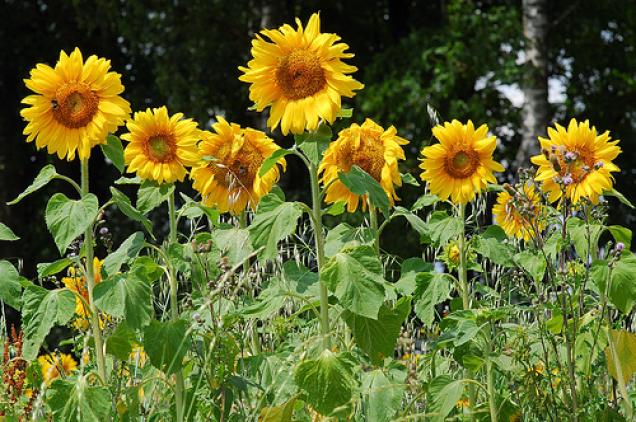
1,0,635,277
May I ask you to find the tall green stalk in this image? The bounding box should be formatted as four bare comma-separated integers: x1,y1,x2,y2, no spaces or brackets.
308,161,330,349
239,210,260,354
167,190,185,422
80,159,107,383
369,202,379,255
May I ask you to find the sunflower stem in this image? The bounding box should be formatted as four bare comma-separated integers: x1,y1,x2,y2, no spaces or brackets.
80,158,107,384
458,204,477,418
167,190,185,422
239,210,260,354
308,160,330,349
369,202,380,255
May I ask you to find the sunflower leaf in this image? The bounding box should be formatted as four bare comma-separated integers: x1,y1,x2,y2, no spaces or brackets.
0,260,23,310
48,378,111,422
338,165,390,215
259,148,291,177
0,222,19,241
8,164,58,205
110,187,154,237
606,188,635,209
249,193,303,262
295,124,332,164
45,193,99,254
101,134,125,173
136,181,174,214
143,319,190,375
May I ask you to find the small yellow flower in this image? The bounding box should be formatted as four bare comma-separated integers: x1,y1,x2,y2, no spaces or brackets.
122,106,201,184
444,241,461,268
190,117,286,215
456,398,470,410
239,13,363,135
420,120,504,204
492,182,545,241
319,118,408,212
531,119,621,204
62,258,107,330
21,47,131,160
38,353,77,385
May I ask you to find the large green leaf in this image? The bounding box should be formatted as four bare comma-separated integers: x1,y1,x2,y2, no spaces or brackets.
295,350,356,416
515,250,546,283
7,164,58,205
258,148,291,177
338,165,390,215
0,222,19,241
324,223,375,257
414,272,453,328
321,245,386,319
37,258,73,278
45,193,99,254
213,227,253,266
110,187,153,236
473,225,515,267
427,375,465,422
344,297,411,365
258,397,297,422
295,124,332,164
21,286,75,360
48,378,111,422
102,231,145,277
0,260,23,309
106,322,137,362
567,217,604,260
362,369,406,422
395,258,433,295
249,193,303,261
605,188,635,209
391,206,428,236
136,181,174,214
608,253,636,313
101,134,125,173
608,225,632,250
94,266,154,329
605,329,636,383
144,319,190,375
426,211,463,247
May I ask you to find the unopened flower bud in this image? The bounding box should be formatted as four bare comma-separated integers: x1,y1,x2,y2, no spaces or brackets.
594,161,604,169
562,175,574,186
616,242,625,252
99,227,109,235
564,151,577,162
503,183,516,196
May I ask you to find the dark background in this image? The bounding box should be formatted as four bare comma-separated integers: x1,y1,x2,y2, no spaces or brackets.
1,0,635,282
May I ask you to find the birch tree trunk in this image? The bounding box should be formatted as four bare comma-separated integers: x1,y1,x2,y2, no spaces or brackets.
516,0,549,168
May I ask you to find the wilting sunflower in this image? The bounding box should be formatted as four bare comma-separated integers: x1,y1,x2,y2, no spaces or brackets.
21,47,131,161
492,183,545,241
319,118,408,212
239,12,363,135
122,106,200,184
62,258,106,331
38,353,77,385
420,120,504,204
191,117,286,214
531,119,621,204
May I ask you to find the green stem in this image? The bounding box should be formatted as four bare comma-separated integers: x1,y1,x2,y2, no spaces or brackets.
80,159,107,384
487,324,499,422
458,204,476,417
308,161,330,349
167,190,185,422
239,210,260,354
369,202,380,255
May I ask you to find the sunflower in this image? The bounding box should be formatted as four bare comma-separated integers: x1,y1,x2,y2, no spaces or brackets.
190,117,286,214
492,183,545,241
443,241,461,269
420,120,504,204
21,47,131,161
62,258,106,331
38,353,77,385
122,106,201,184
319,118,408,212
239,12,363,135
530,119,621,204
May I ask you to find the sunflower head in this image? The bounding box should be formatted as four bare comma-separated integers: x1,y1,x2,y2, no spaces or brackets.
21,47,131,161
239,12,364,135
420,120,504,204
531,119,621,204
191,117,286,215
62,258,105,330
38,353,77,385
122,107,201,184
319,118,408,212
492,183,545,241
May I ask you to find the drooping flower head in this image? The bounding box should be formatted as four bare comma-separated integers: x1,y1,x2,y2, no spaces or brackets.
319,118,408,212
419,120,504,204
62,258,106,330
38,353,77,385
239,13,363,135
530,119,621,204
21,47,131,160
122,106,201,184
191,117,286,215
492,183,545,241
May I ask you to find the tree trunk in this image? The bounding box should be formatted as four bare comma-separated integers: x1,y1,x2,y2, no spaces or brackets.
516,0,549,168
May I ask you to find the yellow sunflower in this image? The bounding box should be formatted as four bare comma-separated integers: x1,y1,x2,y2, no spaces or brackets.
122,106,201,184
62,258,106,331
419,120,504,204
492,183,545,241
191,117,286,214
319,118,408,212
239,12,363,135
530,119,621,204
21,47,131,161
38,353,77,385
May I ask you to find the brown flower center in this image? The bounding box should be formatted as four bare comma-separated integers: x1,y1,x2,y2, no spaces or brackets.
145,134,176,163
275,49,326,100
210,141,263,190
445,149,479,178
337,130,386,181
51,81,99,128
